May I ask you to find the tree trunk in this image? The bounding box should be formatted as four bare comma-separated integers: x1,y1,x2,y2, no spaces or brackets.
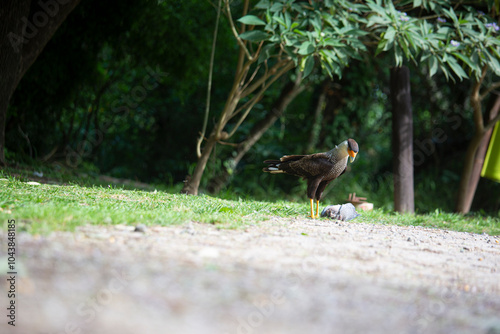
181,57,295,195
390,66,414,213
207,78,305,193
455,134,484,213
181,90,241,195
458,97,500,212
455,93,500,213
0,1,29,165
455,67,490,213
181,134,218,195
0,0,81,165
181,0,295,195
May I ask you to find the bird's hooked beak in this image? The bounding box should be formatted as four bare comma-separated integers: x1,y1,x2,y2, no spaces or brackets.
348,149,357,163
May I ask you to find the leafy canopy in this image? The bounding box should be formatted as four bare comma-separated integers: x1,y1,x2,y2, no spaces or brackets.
238,0,500,81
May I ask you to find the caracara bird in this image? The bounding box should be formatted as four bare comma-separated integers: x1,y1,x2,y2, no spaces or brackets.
263,138,358,218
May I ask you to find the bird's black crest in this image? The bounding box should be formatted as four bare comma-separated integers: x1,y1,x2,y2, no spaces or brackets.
347,138,359,153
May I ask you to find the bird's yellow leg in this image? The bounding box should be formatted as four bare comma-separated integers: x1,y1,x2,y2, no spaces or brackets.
316,200,320,218
309,198,315,218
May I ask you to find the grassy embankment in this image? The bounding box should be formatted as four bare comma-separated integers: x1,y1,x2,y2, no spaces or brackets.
1,167,499,235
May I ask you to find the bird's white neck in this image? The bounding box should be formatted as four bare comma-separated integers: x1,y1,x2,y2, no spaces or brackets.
327,140,349,160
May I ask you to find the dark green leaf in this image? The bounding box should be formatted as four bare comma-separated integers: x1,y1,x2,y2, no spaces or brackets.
399,36,411,59
258,44,275,64
284,46,298,64
284,11,292,29
323,38,344,47
384,26,397,41
298,41,315,55
485,49,500,75
452,52,480,72
255,0,270,9
394,45,403,66
429,56,439,77
270,3,283,12
375,39,388,57
446,56,468,80
237,15,266,26
239,30,270,42
273,14,286,27
302,55,315,79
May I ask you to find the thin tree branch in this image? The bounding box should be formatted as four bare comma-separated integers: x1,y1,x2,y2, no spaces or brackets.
480,81,500,101
471,65,487,133
234,0,250,75
240,59,291,99
233,41,264,93
215,55,266,135
196,0,222,158
217,140,239,147
229,58,280,123
226,61,295,138
225,0,253,61
230,96,258,121
239,63,262,94
484,110,500,133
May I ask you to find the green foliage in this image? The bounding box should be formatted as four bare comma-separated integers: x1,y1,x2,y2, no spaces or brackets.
7,0,236,183
239,0,500,81
4,0,500,215
367,0,500,80
223,0,500,214
220,54,499,214
240,0,368,78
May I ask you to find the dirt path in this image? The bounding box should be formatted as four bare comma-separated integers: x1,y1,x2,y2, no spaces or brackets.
2,218,500,334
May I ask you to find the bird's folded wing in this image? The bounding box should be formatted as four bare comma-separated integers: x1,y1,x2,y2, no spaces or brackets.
280,152,329,161
279,154,307,162
286,156,335,178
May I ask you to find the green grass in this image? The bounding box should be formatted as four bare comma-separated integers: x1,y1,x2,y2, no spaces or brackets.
0,175,304,234
0,171,499,235
360,209,500,235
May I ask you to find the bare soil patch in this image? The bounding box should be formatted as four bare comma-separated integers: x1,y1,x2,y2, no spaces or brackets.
2,218,500,334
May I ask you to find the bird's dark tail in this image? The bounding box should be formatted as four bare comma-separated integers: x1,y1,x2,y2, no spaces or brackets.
263,160,284,173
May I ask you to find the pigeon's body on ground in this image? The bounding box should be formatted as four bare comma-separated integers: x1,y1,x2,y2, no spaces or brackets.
321,203,360,221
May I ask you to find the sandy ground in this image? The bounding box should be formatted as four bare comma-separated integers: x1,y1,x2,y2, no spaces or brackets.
1,217,500,334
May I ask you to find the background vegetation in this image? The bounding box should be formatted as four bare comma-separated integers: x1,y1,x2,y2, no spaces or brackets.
3,0,500,216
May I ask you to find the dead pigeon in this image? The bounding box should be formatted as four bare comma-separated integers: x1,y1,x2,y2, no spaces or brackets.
321,203,360,221
134,224,147,233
